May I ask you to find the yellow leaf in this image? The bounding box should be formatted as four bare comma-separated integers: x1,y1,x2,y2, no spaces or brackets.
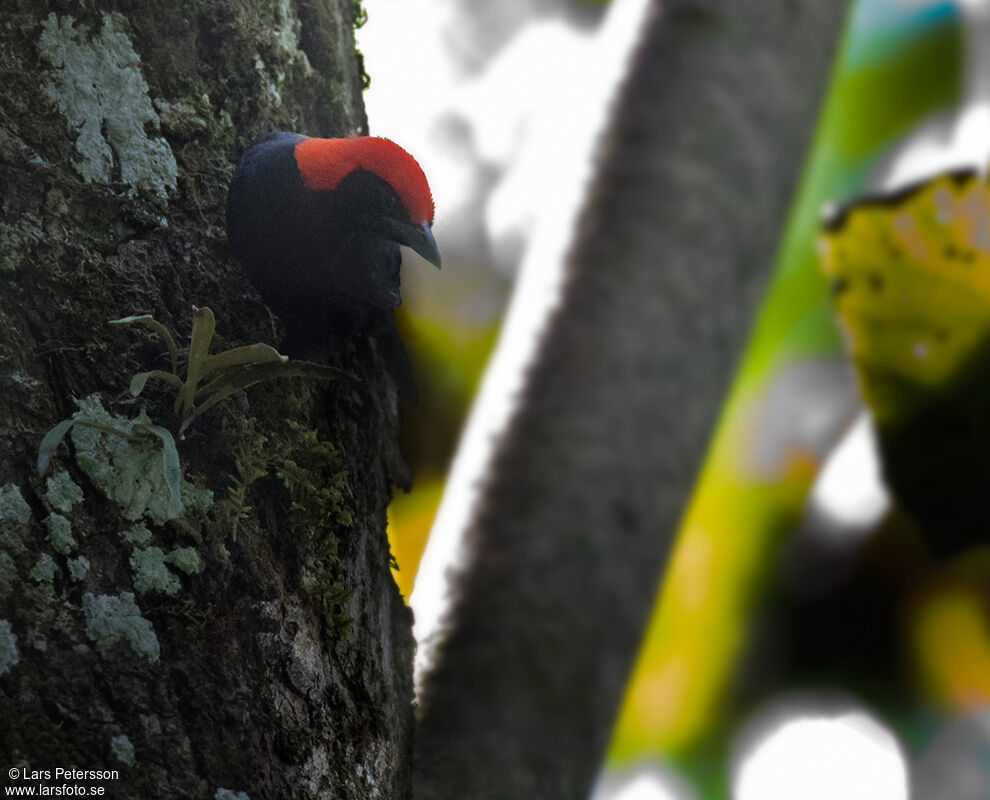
819,171,990,424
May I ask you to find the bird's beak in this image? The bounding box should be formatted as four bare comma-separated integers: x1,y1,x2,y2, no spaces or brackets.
377,218,442,269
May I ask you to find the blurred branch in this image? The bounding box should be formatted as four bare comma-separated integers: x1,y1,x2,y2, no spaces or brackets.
414,1,851,797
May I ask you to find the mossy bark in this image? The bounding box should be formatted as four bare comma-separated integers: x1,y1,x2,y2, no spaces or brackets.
0,2,413,798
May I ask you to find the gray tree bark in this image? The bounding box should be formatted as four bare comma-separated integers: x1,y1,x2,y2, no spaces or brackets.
0,2,413,798
414,2,849,798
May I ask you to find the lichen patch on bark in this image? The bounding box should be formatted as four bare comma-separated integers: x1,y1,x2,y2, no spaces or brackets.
38,12,178,199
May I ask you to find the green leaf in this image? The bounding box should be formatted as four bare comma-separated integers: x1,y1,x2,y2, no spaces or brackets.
202,343,288,378
130,370,184,397
177,306,216,420
132,423,183,517
37,419,76,475
194,367,239,399
73,420,136,439
109,314,179,375
179,361,345,436
37,418,143,475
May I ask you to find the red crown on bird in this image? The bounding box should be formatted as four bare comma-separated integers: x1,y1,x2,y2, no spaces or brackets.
294,136,435,226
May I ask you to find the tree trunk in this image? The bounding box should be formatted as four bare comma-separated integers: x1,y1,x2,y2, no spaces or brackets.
0,2,413,798
414,1,848,798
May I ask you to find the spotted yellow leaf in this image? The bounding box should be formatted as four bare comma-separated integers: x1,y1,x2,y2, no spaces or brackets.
818,171,990,424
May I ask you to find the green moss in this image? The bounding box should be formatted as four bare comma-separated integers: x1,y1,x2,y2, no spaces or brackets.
352,0,367,28
0,552,16,601
44,470,84,513
0,216,44,275
276,422,354,637
277,423,354,530
109,734,135,766
0,483,32,527
166,547,203,575
352,0,369,89
0,620,18,676
154,96,209,138
30,553,57,583
38,12,178,199
68,555,90,582
214,416,275,537
82,592,160,663
120,523,152,547
129,547,180,595
215,416,355,637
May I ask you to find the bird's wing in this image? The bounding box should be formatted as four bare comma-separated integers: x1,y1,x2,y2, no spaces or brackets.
376,314,417,403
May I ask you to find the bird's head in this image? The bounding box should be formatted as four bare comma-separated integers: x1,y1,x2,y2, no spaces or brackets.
294,135,441,268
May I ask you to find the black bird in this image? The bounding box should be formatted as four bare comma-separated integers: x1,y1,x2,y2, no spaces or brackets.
226,132,441,400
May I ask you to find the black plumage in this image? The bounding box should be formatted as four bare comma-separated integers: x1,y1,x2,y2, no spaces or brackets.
226,132,440,401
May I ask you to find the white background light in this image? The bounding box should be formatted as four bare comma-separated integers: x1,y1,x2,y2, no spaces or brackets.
734,706,909,800
808,413,890,533
592,764,698,800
